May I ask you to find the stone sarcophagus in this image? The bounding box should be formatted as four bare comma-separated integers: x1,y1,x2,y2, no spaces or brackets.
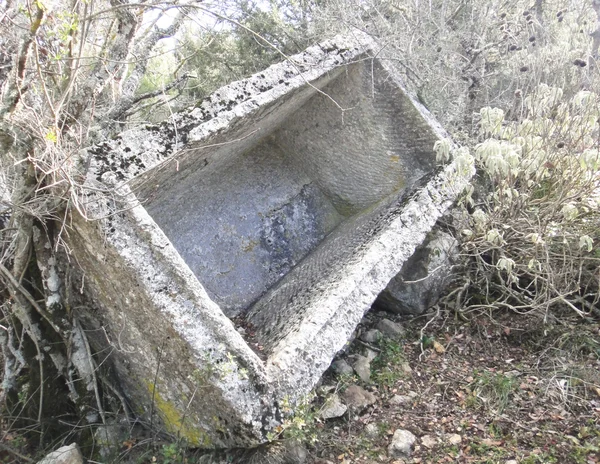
70,32,472,447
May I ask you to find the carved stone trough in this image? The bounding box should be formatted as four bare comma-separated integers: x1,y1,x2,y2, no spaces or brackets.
70,32,472,448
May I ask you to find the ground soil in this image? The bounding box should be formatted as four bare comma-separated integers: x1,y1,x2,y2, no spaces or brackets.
306,308,600,464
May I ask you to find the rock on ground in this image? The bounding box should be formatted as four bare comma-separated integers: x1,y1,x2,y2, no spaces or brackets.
361,329,382,343
388,429,417,458
352,355,371,383
447,433,462,445
364,423,379,437
421,434,438,448
342,385,377,411
375,229,459,315
389,392,417,405
37,444,83,464
320,394,347,419
331,359,354,376
376,319,405,339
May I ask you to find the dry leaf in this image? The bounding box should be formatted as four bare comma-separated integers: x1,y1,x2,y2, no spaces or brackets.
481,438,502,446
433,340,446,353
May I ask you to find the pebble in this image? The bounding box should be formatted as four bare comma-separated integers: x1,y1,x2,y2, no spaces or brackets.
353,355,371,383
400,361,412,374
377,319,405,339
331,359,354,376
361,329,382,343
342,385,377,411
448,433,462,445
421,434,437,448
320,394,347,419
387,429,416,457
389,394,412,405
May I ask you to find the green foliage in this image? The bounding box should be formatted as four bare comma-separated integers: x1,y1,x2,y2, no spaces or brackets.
267,395,320,445
148,1,319,108
311,0,599,132
470,370,518,413
456,83,600,320
371,339,406,388
160,443,185,464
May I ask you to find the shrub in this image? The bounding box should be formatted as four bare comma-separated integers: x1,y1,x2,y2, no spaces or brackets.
456,84,600,320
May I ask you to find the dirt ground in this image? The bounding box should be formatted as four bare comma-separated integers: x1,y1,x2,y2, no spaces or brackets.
306,308,600,464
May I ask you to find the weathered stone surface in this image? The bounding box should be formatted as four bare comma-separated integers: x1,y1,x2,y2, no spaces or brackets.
389,392,417,405
68,32,473,447
388,429,417,458
400,362,413,374
421,434,438,448
37,444,83,464
376,229,459,315
94,423,128,458
331,359,355,376
361,329,382,344
364,348,378,362
352,355,372,383
376,319,405,339
342,385,377,411
447,433,462,445
320,394,347,419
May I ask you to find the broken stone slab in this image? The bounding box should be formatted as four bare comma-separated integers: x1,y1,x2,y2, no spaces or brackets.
37,444,83,464
375,228,459,315
68,32,473,447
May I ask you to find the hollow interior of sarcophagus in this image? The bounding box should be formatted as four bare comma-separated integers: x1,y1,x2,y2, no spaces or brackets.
140,59,439,318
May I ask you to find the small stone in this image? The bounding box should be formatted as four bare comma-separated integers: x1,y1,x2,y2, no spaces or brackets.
388,429,416,457
376,319,405,339
93,423,128,458
331,359,354,376
353,355,371,382
285,441,308,463
364,348,378,362
421,434,437,448
505,461,518,464
342,385,377,411
389,394,412,405
37,443,83,464
320,394,347,419
361,329,382,344
364,423,379,437
400,362,412,374
448,433,462,445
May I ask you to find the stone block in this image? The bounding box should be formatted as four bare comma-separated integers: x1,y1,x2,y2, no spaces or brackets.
69,32,472,447
375,229,459,315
